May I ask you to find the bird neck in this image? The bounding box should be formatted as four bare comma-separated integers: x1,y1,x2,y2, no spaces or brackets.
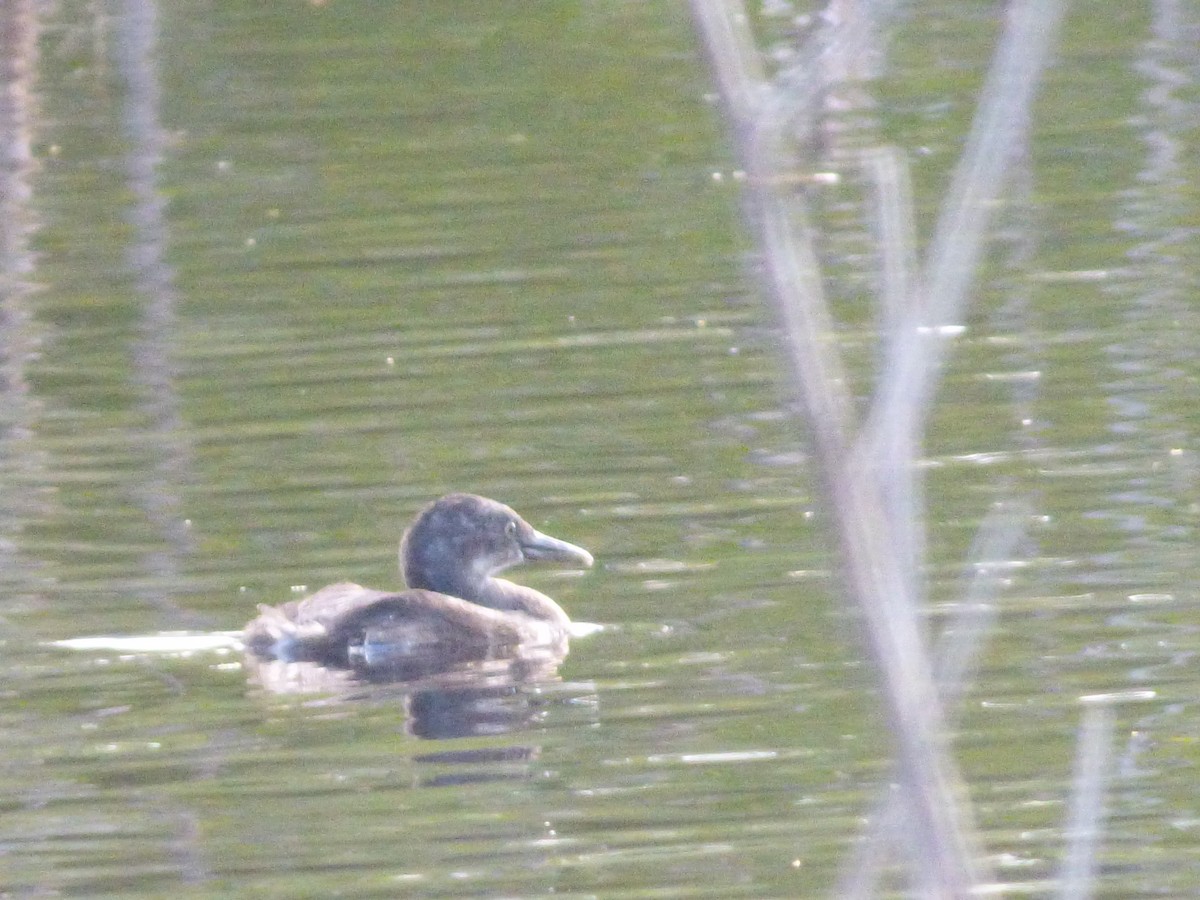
476,577,571,627
404,564,570,627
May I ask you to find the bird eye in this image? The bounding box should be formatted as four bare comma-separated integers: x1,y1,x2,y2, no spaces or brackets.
505,519,517,538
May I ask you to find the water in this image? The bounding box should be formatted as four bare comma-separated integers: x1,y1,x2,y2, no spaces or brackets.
3,0,1200,896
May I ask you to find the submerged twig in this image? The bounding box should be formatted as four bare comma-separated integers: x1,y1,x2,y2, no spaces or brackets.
689,0,1070,894
1057,699,1115,900
856,0,1070,467
689,1,988,895
838,499,1030,898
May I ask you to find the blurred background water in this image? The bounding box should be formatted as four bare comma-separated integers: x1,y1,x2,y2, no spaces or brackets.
3,0,1200,896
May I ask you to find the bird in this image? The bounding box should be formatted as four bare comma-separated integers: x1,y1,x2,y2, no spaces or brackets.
242,493,593,672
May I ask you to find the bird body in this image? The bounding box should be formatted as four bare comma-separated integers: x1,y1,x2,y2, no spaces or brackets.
243,494,592,669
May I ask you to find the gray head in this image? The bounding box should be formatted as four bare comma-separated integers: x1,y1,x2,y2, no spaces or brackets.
399,493,593,602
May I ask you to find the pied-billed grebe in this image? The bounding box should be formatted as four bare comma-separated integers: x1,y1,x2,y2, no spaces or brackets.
243,493,593,666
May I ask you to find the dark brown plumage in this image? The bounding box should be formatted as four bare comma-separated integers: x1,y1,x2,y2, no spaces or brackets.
242,494,593,668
